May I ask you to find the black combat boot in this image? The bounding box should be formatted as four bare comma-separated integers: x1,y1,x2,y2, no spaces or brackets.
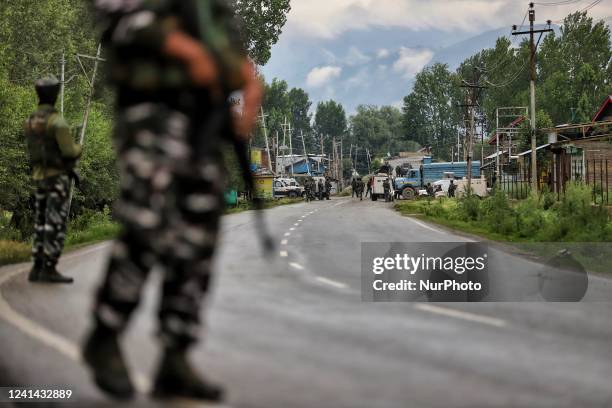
37,262,74,284
28,259,44,282
83,323,135,399
152,347,225,402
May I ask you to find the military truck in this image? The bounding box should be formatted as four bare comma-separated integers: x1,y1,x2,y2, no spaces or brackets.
394,158,481,200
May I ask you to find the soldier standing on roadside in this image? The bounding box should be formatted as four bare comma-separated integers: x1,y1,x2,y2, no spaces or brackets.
25,76,82,284
83,0,262,402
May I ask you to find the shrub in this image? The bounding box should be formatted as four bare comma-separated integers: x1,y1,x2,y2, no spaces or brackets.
457,194,481,221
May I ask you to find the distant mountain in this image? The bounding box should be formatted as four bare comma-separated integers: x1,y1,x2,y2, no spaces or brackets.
431,27,511,70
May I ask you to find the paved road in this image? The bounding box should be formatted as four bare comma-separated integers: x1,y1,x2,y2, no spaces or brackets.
1,197,612,408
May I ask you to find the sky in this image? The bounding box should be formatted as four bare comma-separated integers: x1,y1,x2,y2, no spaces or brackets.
260,0,612,115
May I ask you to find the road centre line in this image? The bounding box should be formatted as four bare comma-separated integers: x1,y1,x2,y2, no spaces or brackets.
289,263,304,271
415,304,507,328
284,232,291,237
315,277,348,290
408,218,444,234
280,251,288,258
281,239,288,245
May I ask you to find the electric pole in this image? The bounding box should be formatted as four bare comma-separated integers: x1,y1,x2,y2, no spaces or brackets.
460,73,487,191
301,130,311,175
512,3,553,192
60,53,66,115
259,107,273,173
68,44,105,214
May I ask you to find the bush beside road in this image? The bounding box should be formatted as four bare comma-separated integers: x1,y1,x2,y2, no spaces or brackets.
395,183,612,274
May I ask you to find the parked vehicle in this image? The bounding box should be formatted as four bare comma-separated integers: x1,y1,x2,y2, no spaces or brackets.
394,158,481,200
274,177,304,199
370,174,395,202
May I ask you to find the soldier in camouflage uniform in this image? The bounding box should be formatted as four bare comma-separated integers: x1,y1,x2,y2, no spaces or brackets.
25,76,82,284
83,0,262,402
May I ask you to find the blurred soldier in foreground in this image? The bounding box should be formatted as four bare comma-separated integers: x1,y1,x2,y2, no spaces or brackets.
83,0,262,402
25,76,82,284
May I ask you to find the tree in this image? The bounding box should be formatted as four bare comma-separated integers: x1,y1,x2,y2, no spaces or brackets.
287,87,313,153
401,63,461,161
538,12,611,124
313,100,347,155
233,0,292,65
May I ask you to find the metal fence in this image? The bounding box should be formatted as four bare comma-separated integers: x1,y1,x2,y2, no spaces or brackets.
585,159,610,205
489,159,610,205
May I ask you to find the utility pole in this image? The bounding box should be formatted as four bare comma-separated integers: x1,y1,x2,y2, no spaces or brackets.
76,44,103,147
68,44,104,214
512,3,553,192
259,107,273,173
460,75,487,191
301,130,311,175
60,53,66,115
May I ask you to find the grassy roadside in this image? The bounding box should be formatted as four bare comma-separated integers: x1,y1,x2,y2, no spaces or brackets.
0,216,120,267
394,190,612,275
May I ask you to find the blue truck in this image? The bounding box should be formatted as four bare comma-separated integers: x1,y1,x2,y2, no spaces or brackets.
394,157,481,200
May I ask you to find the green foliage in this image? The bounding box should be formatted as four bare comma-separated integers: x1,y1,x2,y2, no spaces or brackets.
233,0,291,65
349,105,410,172
313,100,348,154
398,183,612,243
256,78,316,154
400,11,611,153
402,63,462,160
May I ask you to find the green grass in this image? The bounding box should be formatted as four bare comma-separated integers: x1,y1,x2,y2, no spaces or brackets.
394,185,612,274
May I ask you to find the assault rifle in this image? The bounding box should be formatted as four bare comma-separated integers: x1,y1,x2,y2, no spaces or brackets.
193,0,275,254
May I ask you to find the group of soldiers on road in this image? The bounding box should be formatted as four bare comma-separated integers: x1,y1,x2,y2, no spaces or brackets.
304,177,332,202
22,0,261,403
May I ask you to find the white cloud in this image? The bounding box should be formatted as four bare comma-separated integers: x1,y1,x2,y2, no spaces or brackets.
306,66,343,87
393,47,434,79
344,68,370,90
377,49,391,59
284,0,612,39
345,46,371,66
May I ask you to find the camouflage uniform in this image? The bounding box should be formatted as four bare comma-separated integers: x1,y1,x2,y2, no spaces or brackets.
25,98,82,282
91,0,242,350
95,104,224,347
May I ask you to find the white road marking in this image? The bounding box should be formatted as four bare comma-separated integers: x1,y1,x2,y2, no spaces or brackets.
289,263,304,271
294,223,299,226
409,218,445,234
0,244,152,392
315,277,348,290
281,239,288,245
284,232,291,237
415,304,507,328
279,251,289,258
290,228,296,231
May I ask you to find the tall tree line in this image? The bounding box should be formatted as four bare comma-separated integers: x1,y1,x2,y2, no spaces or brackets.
0,0,291,237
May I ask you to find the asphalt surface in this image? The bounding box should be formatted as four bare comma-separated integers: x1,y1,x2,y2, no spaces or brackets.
1,197,612,408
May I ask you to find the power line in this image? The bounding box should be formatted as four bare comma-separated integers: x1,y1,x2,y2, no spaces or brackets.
534,0,583,6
